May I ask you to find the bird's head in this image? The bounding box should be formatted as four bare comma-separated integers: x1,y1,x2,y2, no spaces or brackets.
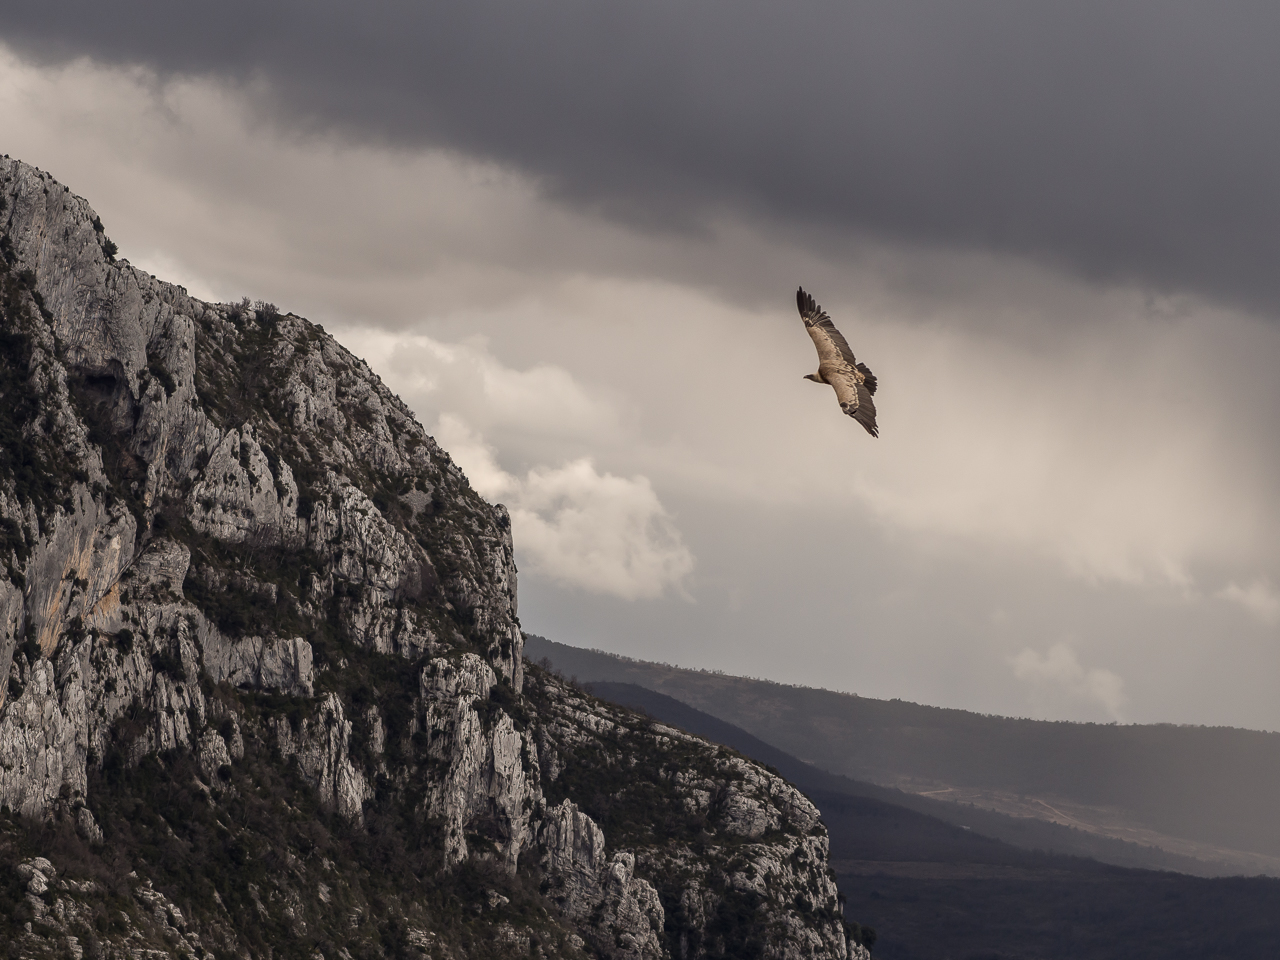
803,373,822,383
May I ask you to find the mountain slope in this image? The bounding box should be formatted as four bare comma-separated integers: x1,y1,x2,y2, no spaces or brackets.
525,635,1280,876
581,681,1227,875
0,156,862,960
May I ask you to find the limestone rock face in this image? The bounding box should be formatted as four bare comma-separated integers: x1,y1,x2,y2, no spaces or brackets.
196,726,234,786
541,799,666,960
0,157,863,958
530,671,852,960
203,633,315,696
273,692,372,823
0,658,87,817
419,653,540,869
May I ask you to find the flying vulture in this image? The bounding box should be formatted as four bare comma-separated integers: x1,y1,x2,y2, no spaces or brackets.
796,287,879,437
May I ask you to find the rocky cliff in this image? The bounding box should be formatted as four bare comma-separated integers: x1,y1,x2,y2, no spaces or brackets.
0,156,870,960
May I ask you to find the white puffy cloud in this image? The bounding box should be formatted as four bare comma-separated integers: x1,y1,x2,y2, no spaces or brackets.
434,415,693,600
512,460,694,600
431,414,519,501
1011,643,1128,721
1217,580,1280,624
343,330,620,444
332,325,691,601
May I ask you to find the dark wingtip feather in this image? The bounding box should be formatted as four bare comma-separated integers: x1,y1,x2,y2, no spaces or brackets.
796,286,818,319
856,362,878,396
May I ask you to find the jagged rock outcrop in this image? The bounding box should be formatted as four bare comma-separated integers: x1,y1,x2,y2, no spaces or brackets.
0,157,868,958
540,799,666,960
0,658,88,818
419,653,540,870
529,671,855,960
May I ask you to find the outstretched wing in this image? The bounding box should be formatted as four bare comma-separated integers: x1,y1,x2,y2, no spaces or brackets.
797,287,879,436
797,287,861,372
827,366,879,438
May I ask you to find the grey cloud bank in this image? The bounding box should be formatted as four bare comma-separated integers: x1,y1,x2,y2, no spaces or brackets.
10,0,1280,315
4,10,1280,733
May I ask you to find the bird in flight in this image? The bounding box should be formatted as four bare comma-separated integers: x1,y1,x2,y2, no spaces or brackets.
796,287,879,437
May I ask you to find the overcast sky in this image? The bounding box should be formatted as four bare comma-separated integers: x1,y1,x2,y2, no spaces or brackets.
4,2,1280,729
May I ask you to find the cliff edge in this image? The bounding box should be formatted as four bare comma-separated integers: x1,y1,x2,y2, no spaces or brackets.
0,156,868,960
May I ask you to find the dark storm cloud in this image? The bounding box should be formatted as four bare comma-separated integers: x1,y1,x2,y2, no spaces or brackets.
10,1,1280,313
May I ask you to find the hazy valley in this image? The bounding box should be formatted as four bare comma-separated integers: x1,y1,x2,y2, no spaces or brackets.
525,644,1280,958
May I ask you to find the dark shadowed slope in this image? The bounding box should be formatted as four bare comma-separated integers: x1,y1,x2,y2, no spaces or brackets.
583,680,1280,960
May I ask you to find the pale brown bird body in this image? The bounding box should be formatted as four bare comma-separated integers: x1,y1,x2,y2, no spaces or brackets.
796,287,878,437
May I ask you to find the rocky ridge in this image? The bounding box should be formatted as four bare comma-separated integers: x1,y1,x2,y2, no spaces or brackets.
0,156,870,959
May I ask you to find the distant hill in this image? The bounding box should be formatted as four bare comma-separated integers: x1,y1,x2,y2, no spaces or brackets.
528,635,1280,875
582,680,1280,960
584,681,1226,876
